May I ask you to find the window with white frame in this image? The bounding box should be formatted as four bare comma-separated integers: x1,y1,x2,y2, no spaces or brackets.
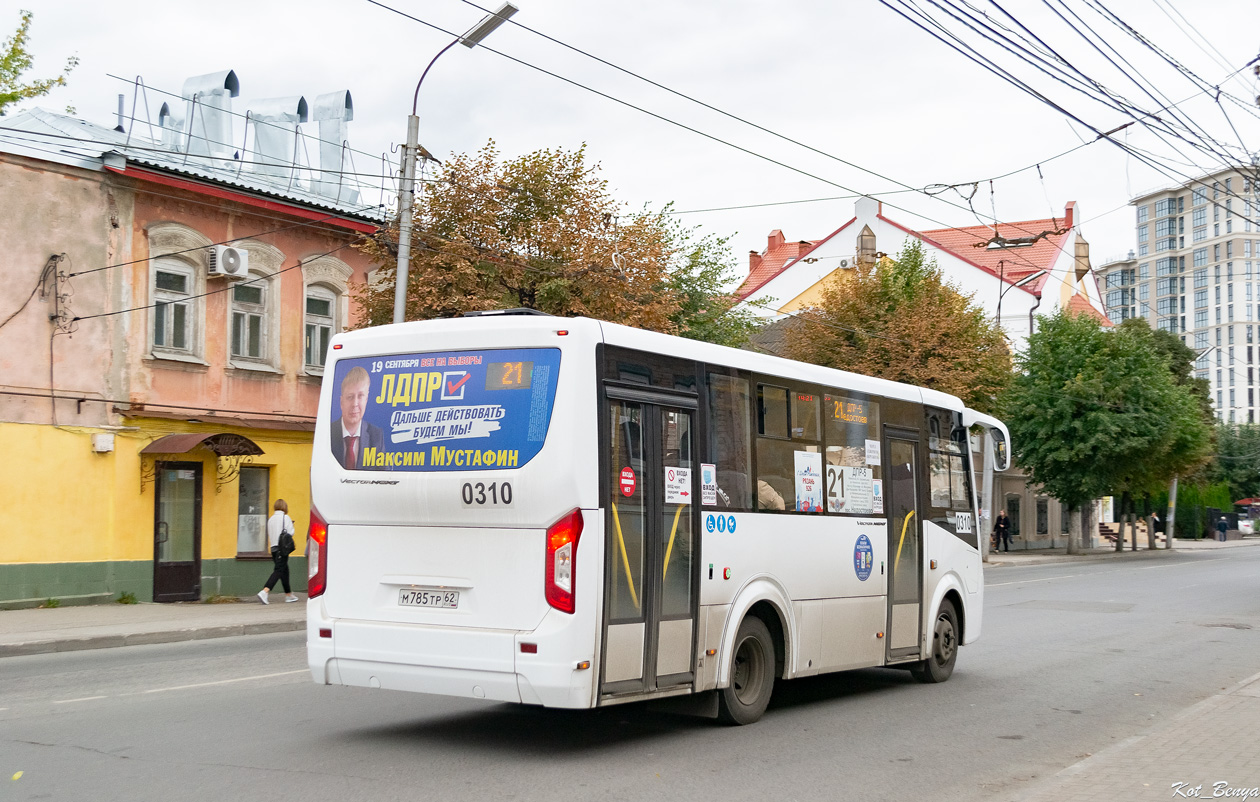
304,285,337,369
230,278,268,361
153,260,196,355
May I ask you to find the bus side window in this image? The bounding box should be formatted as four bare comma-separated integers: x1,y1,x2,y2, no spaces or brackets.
707,373,753,510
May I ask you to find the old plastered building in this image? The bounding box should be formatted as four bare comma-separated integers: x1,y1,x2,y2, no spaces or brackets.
0,70,384,604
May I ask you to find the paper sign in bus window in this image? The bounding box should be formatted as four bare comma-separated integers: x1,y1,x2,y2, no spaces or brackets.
794,451,823,512
865,439,881,466
665,467,691,504
826,465,874,514
701,463,717,506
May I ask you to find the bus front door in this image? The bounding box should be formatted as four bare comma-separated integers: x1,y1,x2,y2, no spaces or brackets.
885,433,924,661
601,397,697,697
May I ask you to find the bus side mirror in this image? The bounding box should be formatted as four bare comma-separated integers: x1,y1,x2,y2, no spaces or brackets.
990,427,1010,472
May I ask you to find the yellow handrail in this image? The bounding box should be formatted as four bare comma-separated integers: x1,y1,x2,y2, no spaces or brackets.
662,504,684,580
610,503,640,610
895,510,916,571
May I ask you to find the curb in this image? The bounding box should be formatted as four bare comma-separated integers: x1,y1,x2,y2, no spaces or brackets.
0,619,305,658
1013,667,1260,801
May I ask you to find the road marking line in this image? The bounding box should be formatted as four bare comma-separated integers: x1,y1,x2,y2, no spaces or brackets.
52,696,107,704
989,574,1082,587
141,669,306,695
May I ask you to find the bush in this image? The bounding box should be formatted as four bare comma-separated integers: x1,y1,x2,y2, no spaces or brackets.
117,591,137,604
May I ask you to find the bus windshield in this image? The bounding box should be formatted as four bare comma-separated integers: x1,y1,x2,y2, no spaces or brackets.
327,347,562,471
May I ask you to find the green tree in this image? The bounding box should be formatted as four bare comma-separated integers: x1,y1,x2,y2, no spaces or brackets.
1213,424,1260,502
666,226,763,347
784,239,1010,412
1,10,77,116
1004,310,1211,552
356,141,755,344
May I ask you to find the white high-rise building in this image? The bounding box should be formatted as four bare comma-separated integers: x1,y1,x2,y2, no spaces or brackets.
1099,166,1260,423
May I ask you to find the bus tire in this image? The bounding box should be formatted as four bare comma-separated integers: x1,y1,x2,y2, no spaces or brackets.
717,616,775,725
911,599,958,684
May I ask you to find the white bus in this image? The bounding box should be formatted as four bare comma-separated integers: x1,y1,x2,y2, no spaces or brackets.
306,311,1010,724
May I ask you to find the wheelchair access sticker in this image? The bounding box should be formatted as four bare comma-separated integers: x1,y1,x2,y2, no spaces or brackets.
705,513,737,534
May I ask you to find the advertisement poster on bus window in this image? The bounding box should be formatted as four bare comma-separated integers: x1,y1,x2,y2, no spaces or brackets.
328,347,561,472
794,451,823,512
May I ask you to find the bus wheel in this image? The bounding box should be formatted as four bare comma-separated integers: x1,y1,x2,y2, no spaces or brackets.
717,616,775,725
911,599,958,684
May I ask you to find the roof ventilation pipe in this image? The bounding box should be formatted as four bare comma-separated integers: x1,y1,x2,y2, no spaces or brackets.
158,102,184,152
247,96,309,183
310,90,353,201
181,69,240,160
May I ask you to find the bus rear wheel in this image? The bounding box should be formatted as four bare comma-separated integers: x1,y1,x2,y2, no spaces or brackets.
911,599,958,684
717,616,775,725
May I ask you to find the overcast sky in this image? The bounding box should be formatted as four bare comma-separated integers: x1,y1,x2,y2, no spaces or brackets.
7,0,1259,286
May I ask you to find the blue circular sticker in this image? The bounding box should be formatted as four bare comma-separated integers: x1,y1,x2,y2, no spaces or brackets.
727,515,737,534
854,534,873,581
705,514,716,533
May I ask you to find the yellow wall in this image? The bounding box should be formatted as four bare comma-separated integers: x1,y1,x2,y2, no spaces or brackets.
778,269,853,313
0,419,313,565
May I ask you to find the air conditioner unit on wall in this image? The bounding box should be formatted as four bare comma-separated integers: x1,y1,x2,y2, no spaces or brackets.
839,258,851,269
208,245,249,278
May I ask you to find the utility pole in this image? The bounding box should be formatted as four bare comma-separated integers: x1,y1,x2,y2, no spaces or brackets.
392,3,518,325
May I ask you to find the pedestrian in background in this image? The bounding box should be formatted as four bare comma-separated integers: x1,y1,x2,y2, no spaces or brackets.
258,499,299,604
993,509,1012,553
1216,517,1228,542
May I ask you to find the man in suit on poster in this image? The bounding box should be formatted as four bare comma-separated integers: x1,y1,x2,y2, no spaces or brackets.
332,366,385,469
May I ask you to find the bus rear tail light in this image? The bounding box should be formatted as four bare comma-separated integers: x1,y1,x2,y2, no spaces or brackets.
307,505,329,598
545,509,583,614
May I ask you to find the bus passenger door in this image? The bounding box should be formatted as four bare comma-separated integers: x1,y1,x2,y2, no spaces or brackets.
885,433,923,661
601,396,697,697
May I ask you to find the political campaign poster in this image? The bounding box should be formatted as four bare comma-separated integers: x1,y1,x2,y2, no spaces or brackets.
328,347,562,472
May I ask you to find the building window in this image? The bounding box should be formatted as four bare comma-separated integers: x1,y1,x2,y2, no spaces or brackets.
236,466,270,556
152,261,196,356
304,286,337,368
1137,225,1148,243
1193,188,1207,206
1155,198,1175,217
1137,205,1149,223
230,278,268,362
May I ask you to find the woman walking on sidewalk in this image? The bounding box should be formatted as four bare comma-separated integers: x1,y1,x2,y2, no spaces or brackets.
993,509,1012,553
258,499,299,604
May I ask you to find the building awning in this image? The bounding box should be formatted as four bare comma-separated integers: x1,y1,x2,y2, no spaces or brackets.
140,433,265,457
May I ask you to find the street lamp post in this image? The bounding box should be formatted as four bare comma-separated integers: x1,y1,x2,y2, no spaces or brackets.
393,2,519,325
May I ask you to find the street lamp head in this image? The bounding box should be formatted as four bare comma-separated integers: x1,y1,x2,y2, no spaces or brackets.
461,2,519,48
1013,269,1047,288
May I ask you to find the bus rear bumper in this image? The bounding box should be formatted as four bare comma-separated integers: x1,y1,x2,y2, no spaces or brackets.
306,607,597,709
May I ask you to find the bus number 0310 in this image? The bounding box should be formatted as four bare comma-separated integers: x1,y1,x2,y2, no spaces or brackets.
461,481,513,507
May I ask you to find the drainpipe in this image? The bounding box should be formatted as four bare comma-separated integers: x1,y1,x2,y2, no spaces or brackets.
1028,293,1042,341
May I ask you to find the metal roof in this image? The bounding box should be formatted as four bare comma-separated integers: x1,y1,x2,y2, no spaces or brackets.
0,108,387,223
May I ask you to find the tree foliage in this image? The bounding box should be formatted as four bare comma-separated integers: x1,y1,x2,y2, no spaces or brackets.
356,140,759,345
1212,424,1260,502
1,10,77,116
1003,311,1212,510
783,239,1010,412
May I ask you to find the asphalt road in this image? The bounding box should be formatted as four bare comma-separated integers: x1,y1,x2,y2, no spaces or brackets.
2,548,1259,802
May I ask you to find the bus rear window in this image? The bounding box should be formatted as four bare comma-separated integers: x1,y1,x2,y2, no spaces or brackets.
328,348,561,472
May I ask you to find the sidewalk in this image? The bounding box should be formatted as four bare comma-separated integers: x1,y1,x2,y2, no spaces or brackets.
0,595,306,658
986,535,1260,567
1017,669,1260,801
